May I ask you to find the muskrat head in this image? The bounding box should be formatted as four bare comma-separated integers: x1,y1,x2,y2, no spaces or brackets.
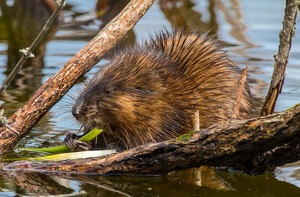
72,80,113,130
72,50,170,147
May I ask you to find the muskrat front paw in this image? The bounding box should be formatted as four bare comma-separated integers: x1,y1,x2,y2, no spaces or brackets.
64,133,93,151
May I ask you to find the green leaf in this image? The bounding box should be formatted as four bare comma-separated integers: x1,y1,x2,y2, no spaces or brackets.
19,128,103,154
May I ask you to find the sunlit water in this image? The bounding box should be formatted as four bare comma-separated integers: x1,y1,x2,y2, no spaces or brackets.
0,0,300,196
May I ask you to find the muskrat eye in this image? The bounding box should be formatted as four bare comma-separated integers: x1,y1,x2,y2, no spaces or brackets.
105,86,114,94
82,106,88,113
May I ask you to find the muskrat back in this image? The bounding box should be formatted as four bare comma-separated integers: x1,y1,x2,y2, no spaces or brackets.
70,29,253,150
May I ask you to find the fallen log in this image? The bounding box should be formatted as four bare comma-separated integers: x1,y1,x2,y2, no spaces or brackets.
4,104,300,175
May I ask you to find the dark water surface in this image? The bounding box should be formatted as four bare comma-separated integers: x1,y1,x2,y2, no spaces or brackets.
1,0,300,196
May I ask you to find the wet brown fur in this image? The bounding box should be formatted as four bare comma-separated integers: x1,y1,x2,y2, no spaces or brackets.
72,29,253,150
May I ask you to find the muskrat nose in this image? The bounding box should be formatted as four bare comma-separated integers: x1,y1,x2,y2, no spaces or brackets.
72,108,80,119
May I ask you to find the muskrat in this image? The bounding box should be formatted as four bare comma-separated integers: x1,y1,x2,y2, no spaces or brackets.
65,29,253,151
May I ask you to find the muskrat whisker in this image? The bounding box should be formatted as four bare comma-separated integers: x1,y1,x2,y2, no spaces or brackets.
53,110,72,120
60,100,74,106
60,114,75,122
72,124,84,134
65,93,77,102
61,101,74,108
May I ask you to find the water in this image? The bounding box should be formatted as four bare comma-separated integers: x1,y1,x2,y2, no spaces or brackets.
1,0,300,196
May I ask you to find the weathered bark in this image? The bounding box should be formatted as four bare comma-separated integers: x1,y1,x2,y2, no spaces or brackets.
0,0,155,153
4,104,300,175
261,0,299,116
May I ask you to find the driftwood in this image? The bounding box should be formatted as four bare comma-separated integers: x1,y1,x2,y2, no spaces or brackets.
4,104,300,175
0,0,155,152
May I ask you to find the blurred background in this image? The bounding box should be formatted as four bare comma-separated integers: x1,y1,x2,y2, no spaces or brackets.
0,0,300,196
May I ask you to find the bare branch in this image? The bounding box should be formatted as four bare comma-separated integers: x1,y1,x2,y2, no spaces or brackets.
260,0,299,116
192,110,200,131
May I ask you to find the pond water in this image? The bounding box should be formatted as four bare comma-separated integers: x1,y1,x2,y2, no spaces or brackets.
1,0,300,196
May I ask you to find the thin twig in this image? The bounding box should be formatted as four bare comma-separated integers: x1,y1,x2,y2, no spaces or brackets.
231,67,248,119
0,0,65,93
0,109,19,135
193,110,200,131
260,0,299,116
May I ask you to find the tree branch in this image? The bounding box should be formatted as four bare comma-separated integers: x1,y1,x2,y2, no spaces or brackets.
260,0,299,116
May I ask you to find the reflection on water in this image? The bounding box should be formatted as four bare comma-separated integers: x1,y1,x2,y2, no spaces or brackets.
0,0,59,116
0,0,300,196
